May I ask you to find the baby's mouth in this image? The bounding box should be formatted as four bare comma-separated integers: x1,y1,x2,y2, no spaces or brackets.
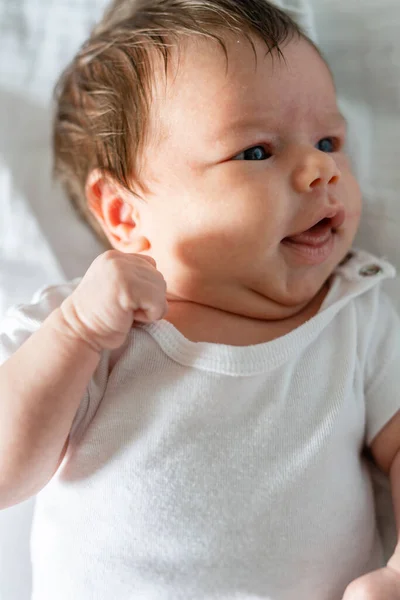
282,210,345,248
283,218,335,247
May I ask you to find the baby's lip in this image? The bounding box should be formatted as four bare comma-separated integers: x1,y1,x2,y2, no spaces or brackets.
283,207,346,243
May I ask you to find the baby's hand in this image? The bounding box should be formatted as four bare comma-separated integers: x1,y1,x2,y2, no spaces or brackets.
59,250,168,351
342,566,400,599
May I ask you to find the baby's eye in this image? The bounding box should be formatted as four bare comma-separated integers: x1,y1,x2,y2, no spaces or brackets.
316,138,336,153
233,145,271,161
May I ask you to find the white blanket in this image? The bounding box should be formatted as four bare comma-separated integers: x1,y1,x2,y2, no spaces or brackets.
0,1,399,598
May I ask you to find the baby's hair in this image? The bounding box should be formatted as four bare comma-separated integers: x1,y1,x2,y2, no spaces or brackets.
53,0,312,243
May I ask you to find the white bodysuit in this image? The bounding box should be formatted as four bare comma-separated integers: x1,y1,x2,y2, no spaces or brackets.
1,249,400,600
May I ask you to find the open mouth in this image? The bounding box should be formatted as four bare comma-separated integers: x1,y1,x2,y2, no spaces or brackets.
281,209,345,264
283,217,336,248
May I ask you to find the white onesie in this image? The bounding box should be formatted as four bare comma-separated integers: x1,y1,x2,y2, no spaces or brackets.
1,249,400,600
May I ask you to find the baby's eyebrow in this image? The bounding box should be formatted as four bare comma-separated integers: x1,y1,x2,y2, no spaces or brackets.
212,118,261,138
209,112,348,143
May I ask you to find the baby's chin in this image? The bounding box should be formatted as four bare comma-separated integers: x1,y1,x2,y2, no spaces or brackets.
266,263,336,311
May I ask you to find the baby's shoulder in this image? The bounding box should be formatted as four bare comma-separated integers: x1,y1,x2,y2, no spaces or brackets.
4,278,81,327
0,278,82,364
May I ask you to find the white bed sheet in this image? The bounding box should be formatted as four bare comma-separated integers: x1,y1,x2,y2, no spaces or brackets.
0,1,107,323
0,1,399,598
0,4,108,598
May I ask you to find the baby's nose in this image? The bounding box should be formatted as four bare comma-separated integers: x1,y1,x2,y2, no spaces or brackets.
292,148,341,193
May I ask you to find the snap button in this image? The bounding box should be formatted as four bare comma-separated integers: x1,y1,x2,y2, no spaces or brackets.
359,264,382,277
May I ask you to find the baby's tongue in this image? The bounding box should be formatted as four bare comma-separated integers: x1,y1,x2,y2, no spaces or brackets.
285,219,332,246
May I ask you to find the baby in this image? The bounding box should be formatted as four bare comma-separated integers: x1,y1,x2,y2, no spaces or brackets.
1,0,400,598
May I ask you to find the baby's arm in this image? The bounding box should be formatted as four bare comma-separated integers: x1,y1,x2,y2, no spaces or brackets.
0,251,167,510
375,413,400,572
341,412,400,599
0,309,100,509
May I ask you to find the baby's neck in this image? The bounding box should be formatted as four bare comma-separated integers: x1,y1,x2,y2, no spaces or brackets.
163,283,330,346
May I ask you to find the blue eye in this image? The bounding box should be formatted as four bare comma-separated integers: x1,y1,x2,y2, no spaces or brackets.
233,145,271,161
317,138,335,153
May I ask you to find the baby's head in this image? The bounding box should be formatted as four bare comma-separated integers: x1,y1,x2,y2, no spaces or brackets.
54,0,361,321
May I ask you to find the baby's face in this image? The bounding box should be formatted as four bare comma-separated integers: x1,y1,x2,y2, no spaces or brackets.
139,34,361,318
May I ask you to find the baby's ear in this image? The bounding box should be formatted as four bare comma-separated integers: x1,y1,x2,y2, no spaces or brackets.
85,169,150,253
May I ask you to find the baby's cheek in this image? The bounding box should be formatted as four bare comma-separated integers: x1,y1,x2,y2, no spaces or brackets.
349,177,362,217
343,191,362,242
340,165,361,204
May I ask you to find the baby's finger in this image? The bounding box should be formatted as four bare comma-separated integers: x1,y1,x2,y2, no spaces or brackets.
132,308,152,323
135,254,157,267
134,300,166,323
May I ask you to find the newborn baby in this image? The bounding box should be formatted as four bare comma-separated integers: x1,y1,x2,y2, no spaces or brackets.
1,0,400,598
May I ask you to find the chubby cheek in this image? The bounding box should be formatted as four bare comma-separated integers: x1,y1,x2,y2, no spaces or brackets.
146,167,284,272
336,158,362,217
155,205,261,276
343,175,362,233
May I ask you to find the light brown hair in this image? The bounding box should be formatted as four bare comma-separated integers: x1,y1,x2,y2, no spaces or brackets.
53,0,310,243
